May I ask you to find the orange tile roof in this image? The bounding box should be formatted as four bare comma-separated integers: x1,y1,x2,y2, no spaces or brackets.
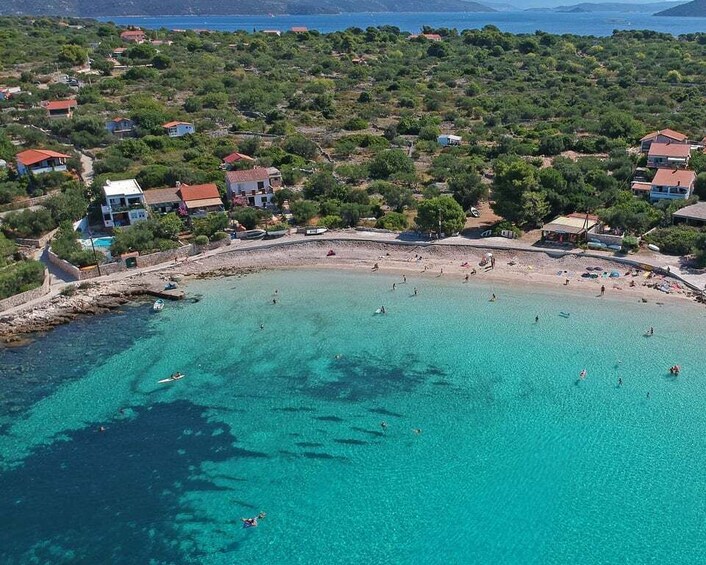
45,100,77,111
177,183,221,202
16,149,70,166
223,152,255,164
226,167,271,183
291,27,308,32
630,181,652,192
162,121,192,128
648,143,691,158
120,30,145,37
651,169,695,187
641,129,688,142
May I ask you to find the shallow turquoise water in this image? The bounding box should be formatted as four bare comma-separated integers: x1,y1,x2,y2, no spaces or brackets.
1,269,705,563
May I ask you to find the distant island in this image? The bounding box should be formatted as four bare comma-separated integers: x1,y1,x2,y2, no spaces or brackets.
553,2,686,13
655,0,706,16
0,0,496,17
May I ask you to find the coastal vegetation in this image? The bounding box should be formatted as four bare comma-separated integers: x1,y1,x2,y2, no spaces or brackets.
0,16,705,285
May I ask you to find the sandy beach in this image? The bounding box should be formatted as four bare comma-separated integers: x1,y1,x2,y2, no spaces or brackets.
0,239,700,342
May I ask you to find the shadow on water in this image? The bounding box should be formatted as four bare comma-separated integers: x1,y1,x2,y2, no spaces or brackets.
0,400,251,563
302,355,440,402
0,304,155,418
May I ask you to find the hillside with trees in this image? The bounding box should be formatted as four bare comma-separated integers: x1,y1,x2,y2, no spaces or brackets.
0,0,495,17
1,16,705,277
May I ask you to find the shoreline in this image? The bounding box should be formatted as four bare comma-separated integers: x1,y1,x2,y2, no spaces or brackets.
0,240,700,343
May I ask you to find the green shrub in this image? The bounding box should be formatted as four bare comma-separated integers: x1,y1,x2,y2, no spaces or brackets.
211,231,228,241
0,260,45,300
193,235,209,245
319,215,344,229
376,212,408,231
645,226,705,256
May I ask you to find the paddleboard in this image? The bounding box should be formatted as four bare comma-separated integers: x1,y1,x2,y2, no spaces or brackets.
158,375,185,384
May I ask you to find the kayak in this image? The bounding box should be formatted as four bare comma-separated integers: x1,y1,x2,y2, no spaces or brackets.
158,374,185,384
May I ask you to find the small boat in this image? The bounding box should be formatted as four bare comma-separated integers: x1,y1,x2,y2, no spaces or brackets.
305,227,328,236
480,229,492,238
241,229,266,240
265,229,287,238
587,241,607,250
158,373,185,384
648,244,660,252
164,281,177,290
468,206,480,218
152,299,165,312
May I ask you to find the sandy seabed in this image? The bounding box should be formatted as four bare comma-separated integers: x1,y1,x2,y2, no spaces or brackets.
0,240,698,342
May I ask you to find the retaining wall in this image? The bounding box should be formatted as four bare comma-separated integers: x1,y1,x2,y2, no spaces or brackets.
0,269,51,312
15,228,59,249
48,238,231,281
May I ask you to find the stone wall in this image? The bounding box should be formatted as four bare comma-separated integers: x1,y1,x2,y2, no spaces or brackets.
0,269,50,312
15,228,59,249
47,238,231,281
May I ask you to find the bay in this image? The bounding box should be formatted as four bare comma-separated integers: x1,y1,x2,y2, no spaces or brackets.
98,11,706,36
1,269,705,563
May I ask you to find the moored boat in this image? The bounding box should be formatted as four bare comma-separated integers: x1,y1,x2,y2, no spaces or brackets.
152,299,165,312
240,229,266,240
305,227,328,236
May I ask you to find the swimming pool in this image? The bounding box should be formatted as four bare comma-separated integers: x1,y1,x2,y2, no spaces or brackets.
80,236,114,249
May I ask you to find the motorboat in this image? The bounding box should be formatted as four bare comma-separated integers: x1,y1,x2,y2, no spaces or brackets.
468,206,480,218
152,299,165,312
305,227,328,236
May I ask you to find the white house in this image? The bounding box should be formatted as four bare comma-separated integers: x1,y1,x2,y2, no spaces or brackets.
225,167,282,207
162,121,195,138
15,149,70,176
437,134,462,147
650,169,696,202
101,179,148,228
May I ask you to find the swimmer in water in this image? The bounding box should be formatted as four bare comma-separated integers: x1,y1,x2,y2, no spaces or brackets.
579,369,587,379
381,421,388,430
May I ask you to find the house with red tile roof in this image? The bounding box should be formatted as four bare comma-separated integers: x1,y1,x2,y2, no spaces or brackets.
650,169,696,202
16,149,70,176
43,99,77,119
120,29,146,43
647,143,691,169
640,129,688,153
176,183,224,217
225,167,282,207
162,121,195,137
222,152,256,168
143,186,181,215
291,27,308,33
409,33,442,41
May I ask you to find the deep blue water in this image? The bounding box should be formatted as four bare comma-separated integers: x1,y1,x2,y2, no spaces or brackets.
99,11,706,36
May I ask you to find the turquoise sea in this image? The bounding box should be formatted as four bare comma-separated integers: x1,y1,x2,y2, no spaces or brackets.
1,269,706,563
100,12,706,37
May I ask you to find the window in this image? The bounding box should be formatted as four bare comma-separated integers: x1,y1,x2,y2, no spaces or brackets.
257,181,265,190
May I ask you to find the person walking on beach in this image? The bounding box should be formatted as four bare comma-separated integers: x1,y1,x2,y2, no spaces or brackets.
600,285,605,296
413,287,418,296
465,274,469,282
403,275,407,284
392,283,396,291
